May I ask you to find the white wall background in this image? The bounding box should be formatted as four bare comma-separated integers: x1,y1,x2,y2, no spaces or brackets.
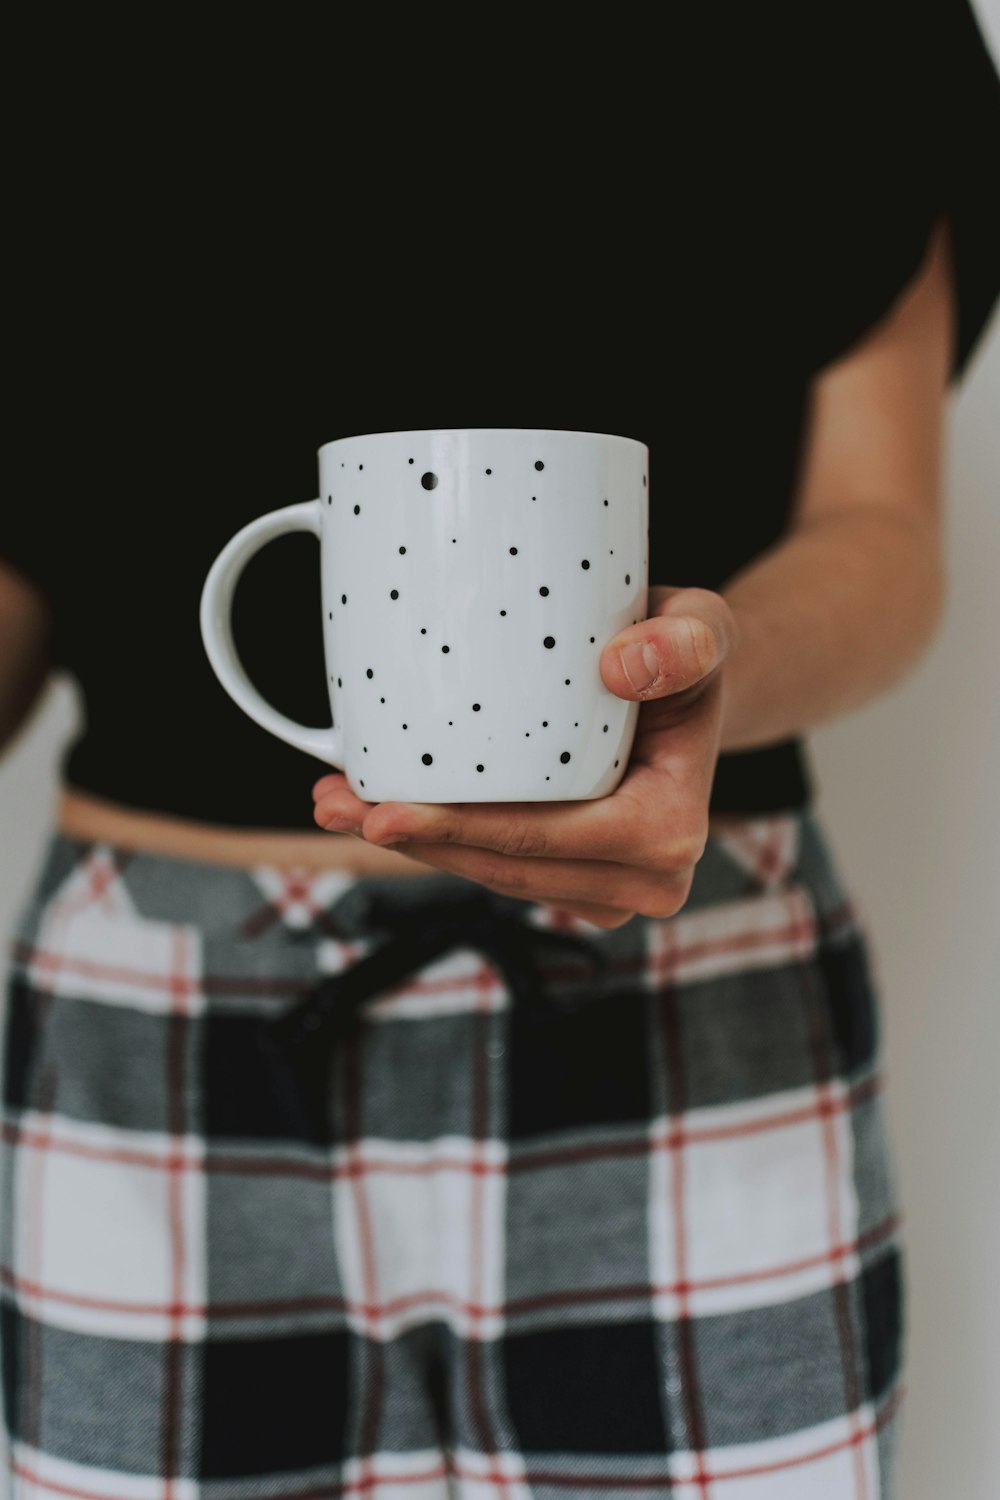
1,11,998,1491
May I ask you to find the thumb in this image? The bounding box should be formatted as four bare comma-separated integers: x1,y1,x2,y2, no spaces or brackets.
600,586,739,701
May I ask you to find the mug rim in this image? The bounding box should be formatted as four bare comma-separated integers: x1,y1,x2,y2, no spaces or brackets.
317,427,649,457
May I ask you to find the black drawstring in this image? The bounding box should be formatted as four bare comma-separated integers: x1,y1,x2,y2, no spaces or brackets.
256,885,609,1137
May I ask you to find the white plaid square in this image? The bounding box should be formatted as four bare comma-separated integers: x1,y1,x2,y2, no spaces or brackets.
338,1450,450,1499
11,1112,206,1342
649,1080,859,1319
10,1441,200,1500
644,886,818,989
451,1446,533,1499
669,1408,881,1498
22,903,204,1018
331,1135,508,1341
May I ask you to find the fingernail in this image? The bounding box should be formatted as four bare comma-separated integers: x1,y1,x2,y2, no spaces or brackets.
619,641,660,690
324,817,361,833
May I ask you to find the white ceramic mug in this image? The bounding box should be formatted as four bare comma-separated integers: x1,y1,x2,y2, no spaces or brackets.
200,427,649,803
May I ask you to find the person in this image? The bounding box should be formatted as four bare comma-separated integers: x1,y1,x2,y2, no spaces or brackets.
2,5,998,1497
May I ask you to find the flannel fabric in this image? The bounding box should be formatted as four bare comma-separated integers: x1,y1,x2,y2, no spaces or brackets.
0,810,904,1498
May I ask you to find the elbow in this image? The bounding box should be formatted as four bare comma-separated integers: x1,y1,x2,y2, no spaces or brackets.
898,538,948,679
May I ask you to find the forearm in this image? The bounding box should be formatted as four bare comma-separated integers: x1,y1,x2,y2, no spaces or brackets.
716,506,946,753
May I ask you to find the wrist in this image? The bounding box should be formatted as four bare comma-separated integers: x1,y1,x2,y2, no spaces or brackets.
716,604,760,753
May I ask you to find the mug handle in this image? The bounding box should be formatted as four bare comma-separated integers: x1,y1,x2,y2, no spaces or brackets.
199,499,343,766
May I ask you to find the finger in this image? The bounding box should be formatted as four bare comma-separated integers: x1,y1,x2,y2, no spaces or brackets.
312,772,349,801
547,903,637,929
600,585,739,701
630,676,724,816
313,769,671,867
316,754,708,870
378,839,634,927
360,837,692,920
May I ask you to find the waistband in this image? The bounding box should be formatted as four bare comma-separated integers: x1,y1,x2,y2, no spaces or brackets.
15,810,847,1138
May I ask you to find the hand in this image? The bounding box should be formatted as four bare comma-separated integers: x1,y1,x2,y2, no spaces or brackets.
312,586,740,928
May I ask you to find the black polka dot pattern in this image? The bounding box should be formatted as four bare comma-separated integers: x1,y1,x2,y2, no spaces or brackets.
325,442,645,787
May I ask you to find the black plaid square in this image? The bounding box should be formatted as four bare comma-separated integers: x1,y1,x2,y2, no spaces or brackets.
502,1318,670,1454
201,1327,352,1477
506,986,652,1140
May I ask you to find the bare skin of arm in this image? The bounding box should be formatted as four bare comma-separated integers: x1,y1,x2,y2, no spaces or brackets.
716,217,953,752
0,560,52,758
314,216,958,923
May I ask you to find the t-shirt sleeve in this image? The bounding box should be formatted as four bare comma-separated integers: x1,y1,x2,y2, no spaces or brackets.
804,0,1000,382
934,0,1000,378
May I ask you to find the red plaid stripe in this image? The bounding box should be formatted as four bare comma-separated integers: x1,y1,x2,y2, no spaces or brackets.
0,1210,899,1328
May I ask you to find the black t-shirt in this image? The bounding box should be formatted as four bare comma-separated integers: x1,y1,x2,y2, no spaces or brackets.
6,2,1000,828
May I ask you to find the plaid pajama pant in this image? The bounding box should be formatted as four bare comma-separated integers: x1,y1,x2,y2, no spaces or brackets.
0,809,904,1499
